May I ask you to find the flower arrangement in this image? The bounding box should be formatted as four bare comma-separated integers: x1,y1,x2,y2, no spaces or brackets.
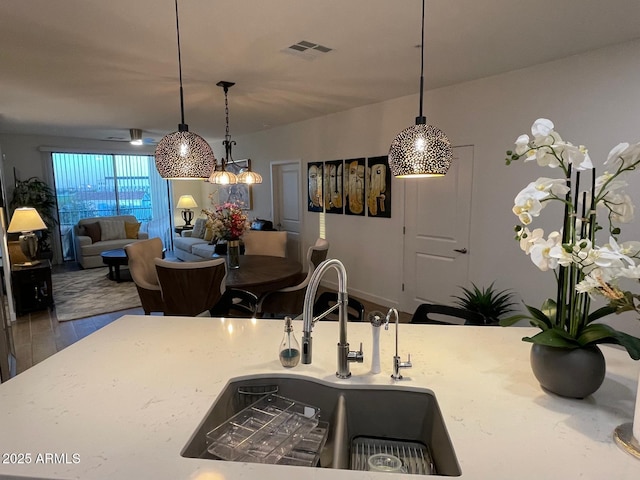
202,202,248,241
502,118,640,360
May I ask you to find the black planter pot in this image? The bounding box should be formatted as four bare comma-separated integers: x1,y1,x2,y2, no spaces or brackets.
530,344,606,399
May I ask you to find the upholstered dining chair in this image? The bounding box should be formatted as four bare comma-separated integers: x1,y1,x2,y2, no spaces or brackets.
257,238,330,317
124,237,165,315
410,303,486,326
154,258,228,316
242,230,288,258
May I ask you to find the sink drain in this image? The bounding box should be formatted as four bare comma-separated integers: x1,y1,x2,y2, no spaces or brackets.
351,437,435,475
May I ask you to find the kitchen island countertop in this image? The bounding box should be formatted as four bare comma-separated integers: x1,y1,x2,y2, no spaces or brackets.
0,314,638,479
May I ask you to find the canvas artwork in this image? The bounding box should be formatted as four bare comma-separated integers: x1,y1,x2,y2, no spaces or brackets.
366,156,391,218
323,159,344,214
344,158,365,216
307,162,323,212
220,159,252,209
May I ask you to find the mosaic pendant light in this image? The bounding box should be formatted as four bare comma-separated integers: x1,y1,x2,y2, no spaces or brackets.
388,0,452,177
155,0,215,179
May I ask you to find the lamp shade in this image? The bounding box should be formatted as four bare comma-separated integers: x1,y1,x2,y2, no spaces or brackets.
237,170,263,184
208,169,238,185
7,207,47,233
155,130,217,179
388,123,453,177
176,194,198,209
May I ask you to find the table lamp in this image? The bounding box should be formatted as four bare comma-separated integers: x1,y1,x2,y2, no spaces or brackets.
7,207,48,265
176,195,198,227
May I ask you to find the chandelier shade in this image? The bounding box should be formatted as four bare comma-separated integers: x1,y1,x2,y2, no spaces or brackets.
208,168,237,185
388,122,452,177
387,0,452,178
237,170,263,184
154,0,215,180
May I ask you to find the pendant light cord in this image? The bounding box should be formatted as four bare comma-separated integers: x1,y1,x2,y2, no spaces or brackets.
417,0,426,124
175,0,186,127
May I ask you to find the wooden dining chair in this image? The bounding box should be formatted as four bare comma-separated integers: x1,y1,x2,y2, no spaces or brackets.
410,303,486,326
242,230,288,257
154,258,227,316
125,237,165,315
257,238,329,317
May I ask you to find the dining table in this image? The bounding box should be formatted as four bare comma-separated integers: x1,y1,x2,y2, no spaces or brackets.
221,254,303,295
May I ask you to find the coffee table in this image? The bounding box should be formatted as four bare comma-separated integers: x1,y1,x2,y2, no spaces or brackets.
100,248,130,282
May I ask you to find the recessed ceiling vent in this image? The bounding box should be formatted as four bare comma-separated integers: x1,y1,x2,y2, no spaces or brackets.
283,40,332,60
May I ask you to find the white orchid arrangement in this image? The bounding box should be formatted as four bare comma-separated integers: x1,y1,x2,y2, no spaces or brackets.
502,118,640,360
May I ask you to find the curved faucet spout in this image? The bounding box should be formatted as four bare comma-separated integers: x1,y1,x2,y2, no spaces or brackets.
301,258,363,378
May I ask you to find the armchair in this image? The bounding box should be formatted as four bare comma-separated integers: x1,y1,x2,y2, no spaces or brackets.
124,238,165,315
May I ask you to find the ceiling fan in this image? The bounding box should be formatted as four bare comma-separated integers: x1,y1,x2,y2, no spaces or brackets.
106,128,158,146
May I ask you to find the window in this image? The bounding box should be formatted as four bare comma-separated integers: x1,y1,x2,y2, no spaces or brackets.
52,153,171,261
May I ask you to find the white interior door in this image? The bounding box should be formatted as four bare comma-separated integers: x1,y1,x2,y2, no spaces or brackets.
271,161,302,263
402,146,474,313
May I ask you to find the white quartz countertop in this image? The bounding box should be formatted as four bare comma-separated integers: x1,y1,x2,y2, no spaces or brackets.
0,315,638,480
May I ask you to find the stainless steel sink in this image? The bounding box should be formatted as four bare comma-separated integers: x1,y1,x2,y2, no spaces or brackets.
181,374,461,476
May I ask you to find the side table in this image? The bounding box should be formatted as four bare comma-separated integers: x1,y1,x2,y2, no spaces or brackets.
11,261,54,316
174,225,194,235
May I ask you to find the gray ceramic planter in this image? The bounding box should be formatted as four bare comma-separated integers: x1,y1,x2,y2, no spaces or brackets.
530,344,606,399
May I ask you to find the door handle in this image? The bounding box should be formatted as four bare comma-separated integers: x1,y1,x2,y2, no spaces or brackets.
454,248,468,254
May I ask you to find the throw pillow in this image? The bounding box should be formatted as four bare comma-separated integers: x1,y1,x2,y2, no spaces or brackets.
204,227,214,242
99,220,126,241
191,218,206,239
83,222,101,244
124,221,141,239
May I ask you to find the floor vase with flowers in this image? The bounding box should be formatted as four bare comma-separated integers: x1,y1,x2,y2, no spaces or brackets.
530,344,606,399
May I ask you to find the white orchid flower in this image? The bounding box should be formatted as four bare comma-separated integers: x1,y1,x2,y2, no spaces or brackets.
549,243,573,267
618,264,640,279
532,146,562,168
575,274,602,296
600,236,636,266
605,142,640,169
559,143,593,171
607,193,635,223
534,177,570,196
619,241,640,258
519,227,544,254
514,134,531,156
512,184,546,223
529,231,561,271
595,172,627,194
530,118,555,143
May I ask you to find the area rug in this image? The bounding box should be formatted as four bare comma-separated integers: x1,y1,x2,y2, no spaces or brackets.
52,267,141,321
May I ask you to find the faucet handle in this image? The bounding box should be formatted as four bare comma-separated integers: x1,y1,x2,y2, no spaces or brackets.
347,342,364,363
400,353,412,368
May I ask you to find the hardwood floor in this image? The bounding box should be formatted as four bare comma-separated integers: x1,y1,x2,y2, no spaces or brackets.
11,262,410,374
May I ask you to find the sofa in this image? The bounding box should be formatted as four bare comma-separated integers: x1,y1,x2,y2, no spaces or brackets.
73,215,148,268
173,218,280,262
173,218,218,262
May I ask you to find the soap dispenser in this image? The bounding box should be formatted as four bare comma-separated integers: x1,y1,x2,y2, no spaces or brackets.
279,316,301,368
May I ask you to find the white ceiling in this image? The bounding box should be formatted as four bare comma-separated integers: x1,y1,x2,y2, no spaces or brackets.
1,0,640,144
